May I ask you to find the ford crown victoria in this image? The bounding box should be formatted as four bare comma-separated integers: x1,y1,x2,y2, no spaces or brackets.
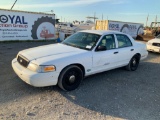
12,30,148,91
147,34,160,53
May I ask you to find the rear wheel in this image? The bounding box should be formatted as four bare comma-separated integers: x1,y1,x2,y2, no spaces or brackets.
126,55,140,71
58,65,83,91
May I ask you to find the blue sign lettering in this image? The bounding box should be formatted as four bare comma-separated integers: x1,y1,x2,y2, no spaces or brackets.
109,24,119,30
8,15,15,24
15,16,21,24
0,15,28,24
22,16,27,24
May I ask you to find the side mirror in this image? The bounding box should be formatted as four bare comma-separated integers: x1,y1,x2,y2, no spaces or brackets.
96,45,106,51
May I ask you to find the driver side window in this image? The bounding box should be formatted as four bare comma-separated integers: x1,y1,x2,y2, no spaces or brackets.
98,34,116,50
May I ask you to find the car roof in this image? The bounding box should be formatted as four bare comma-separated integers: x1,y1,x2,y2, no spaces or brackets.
79,30,124,35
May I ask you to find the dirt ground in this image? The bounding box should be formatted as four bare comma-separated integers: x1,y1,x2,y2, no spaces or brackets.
0,41,160,120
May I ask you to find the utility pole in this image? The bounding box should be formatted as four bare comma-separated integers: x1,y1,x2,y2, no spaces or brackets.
146,14,149,27
11,0,18,10
155,15,157,28
94,12,96,23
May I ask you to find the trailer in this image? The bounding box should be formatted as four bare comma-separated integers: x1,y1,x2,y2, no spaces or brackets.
0,9,55,41
96,20,144,38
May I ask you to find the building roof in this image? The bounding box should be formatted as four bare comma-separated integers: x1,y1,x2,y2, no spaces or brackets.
0,8,55,15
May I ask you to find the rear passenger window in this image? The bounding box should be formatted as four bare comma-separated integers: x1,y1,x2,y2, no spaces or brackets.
116,34,132,48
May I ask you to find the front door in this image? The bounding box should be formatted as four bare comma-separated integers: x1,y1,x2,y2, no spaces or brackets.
92,34,119,73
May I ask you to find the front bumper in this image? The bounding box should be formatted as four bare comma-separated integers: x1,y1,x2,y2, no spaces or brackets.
12,58,59,87
147,44,160,53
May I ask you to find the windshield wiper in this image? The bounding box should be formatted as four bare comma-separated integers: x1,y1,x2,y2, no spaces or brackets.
70,44,79,48
62,42,71,46
63,43,80,49
71,44,90,50
63,42,89,50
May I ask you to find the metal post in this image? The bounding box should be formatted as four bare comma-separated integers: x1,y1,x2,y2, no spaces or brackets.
94,12,96,23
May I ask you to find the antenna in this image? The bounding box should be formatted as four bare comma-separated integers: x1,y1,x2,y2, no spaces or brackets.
11,0,18,10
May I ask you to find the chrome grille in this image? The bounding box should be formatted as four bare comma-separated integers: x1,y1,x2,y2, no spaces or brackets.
17,55,29,68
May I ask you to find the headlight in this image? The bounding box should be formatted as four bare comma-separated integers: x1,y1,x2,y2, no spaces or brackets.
27,62,56,73
27,62,39,72
147,42,152,45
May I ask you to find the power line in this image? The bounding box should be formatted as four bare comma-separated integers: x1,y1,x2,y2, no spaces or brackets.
11,0,18,10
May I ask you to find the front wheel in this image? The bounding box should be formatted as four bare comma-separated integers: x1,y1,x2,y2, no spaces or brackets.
126,55,140,71
58,65,83,91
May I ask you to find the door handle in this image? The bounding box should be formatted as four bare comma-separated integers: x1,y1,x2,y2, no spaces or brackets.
131,49,134,51
114,52,119,54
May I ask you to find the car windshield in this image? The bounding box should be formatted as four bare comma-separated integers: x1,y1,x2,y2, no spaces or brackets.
62,32,101,50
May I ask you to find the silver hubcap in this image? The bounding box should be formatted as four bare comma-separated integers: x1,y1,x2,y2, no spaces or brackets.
133,59,136,66
69,75,75,83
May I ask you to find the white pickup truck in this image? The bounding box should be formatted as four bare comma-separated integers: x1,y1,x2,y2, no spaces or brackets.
12,30,148,91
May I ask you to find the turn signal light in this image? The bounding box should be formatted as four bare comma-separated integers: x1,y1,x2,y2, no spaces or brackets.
44,66,56,72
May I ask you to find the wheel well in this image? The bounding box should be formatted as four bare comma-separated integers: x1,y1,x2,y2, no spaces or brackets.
59,64,85,78
73,64,85,77
135,53,141,60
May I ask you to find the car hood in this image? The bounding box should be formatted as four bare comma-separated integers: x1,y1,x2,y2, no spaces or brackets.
148,38,160,43
18,43,86,61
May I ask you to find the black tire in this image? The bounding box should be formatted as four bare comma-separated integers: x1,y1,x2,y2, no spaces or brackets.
126,55,140,71
58,65,83,91
31,16,55,39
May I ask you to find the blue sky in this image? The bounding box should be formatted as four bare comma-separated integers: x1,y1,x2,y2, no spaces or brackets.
0,0,160,26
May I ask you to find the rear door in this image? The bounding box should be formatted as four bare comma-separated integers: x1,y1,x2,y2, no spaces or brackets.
114,34,135,66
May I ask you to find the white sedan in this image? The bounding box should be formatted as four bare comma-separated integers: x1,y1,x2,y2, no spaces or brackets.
12,30,148,91
147,35,160,53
